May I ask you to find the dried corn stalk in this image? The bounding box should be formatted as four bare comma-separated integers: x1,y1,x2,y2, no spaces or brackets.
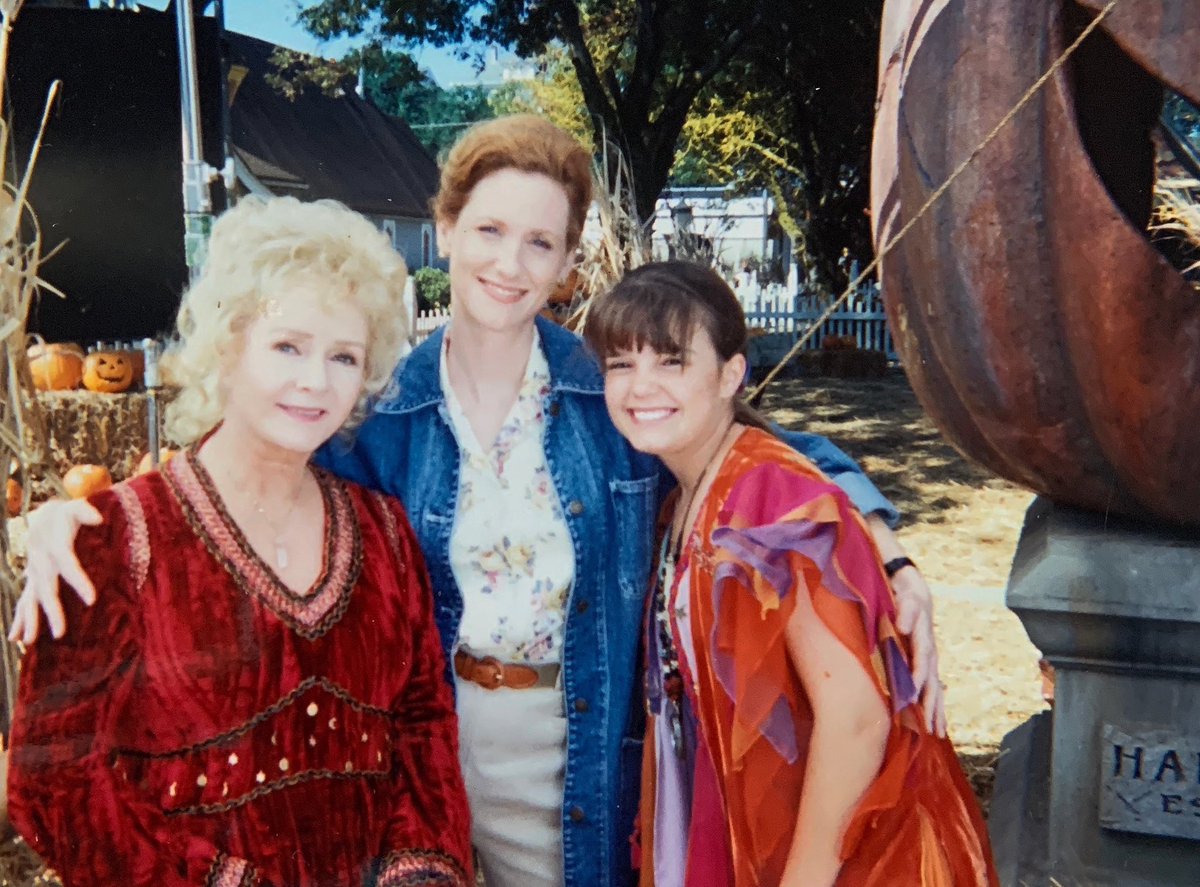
1151,179,1200,288
0,0,64,733
569,136,650,329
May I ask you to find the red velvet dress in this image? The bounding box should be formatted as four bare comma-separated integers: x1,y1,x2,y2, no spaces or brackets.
8,451,472,887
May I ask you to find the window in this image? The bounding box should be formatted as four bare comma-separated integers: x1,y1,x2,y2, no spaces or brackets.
381,219,398,249
421,224,434,268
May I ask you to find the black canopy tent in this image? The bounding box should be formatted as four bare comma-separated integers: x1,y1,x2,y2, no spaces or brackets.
10,5,227,343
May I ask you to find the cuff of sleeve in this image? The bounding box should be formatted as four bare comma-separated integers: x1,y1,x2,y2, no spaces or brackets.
377,850,467,886
832,473,901,528
205,853,259,887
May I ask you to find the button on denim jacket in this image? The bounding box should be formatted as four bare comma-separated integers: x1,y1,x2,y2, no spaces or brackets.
317,316,897,886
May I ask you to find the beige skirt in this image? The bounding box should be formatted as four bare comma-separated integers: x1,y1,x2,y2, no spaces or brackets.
455,677,568,887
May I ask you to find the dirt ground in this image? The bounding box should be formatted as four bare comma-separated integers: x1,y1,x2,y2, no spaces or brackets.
761,369,1048,812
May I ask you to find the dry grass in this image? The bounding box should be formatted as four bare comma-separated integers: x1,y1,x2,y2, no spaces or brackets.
567,135,650,327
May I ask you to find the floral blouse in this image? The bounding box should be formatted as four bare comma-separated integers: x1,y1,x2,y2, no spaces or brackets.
440,331,575,664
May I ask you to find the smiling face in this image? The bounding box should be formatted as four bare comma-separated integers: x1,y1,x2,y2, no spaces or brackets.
602,323,745,480
437,167,573,336
82,351,134,392
219,279,368,459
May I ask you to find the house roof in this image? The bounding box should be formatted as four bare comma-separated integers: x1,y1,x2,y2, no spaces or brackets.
227,32,438,219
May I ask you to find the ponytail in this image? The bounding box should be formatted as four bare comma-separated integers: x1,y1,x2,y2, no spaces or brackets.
734,400,778,436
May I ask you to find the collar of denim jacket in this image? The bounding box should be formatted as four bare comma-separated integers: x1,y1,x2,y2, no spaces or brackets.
380,314,604,414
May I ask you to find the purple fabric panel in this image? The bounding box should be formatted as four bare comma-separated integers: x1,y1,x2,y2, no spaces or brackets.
653,717,691,886
711,521,859,608
708,571,800,765
882,636,919,715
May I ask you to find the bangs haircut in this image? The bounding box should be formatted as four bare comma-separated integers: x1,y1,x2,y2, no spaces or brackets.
584,261,748,364
585,259,775,434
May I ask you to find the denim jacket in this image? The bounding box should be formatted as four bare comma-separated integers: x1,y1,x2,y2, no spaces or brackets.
317,316,896,886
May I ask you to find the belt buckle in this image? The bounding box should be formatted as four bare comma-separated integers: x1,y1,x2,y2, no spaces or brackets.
478,655,506,690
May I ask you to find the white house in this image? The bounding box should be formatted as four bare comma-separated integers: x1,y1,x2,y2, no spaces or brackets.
651,186,795,284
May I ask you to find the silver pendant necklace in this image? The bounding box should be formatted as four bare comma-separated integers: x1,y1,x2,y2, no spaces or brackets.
253,474,307,569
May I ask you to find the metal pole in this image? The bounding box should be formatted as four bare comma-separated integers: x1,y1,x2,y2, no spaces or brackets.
175,0,212,279
143,339,162,468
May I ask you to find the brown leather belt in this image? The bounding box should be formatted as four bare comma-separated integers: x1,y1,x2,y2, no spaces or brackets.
454,650,560,690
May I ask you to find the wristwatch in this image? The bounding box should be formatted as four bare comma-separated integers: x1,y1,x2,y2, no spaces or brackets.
883,556,916,578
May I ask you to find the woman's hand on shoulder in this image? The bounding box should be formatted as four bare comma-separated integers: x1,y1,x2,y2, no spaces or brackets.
864,513,947,738
890,563,946,737
9,498,104,644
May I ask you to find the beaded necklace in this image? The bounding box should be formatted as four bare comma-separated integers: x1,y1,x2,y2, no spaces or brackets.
653,423,734,758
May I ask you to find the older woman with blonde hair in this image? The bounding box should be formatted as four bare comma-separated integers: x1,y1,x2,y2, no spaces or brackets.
7,196,471,887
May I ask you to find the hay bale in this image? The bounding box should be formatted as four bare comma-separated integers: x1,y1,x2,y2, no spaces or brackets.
28,390,176,499
0,832,58,885
820,349,888,379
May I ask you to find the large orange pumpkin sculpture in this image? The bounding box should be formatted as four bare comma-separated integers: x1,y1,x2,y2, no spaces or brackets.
82,350,135,393
62,464,112,499
27,342,84,391
872,0,1200,526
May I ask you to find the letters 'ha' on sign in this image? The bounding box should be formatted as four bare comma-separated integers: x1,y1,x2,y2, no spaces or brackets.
1100,724,1200,841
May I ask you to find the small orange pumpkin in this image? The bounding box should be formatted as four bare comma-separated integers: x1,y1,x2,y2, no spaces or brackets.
83,350,134,393
62,464,112,499
136,448,177,476
27,342,84,391
5,477,20,517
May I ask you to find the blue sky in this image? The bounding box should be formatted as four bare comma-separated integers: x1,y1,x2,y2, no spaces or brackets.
140,0,478,86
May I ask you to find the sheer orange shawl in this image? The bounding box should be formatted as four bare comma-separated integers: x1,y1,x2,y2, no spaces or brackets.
638,428,997,886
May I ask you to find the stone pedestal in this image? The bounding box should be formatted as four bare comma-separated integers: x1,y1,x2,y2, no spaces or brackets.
992,498,1200,886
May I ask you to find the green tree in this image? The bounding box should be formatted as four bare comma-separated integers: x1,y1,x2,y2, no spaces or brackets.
487,46,593,151
375,79,492,158
267,44,493,157
673,0,884,291
288,1,884,289
297,0,770,224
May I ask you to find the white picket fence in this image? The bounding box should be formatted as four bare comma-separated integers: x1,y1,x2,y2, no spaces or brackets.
737,282,898,363
412,307,451,345
408,282,897,364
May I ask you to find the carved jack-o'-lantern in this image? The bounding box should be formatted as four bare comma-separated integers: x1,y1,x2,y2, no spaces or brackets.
872,0,1200,526
27,342,84,391
62,464,112,499
82,351,134,393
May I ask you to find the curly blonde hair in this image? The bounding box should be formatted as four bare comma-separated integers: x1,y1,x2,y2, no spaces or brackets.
166,196,409,444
